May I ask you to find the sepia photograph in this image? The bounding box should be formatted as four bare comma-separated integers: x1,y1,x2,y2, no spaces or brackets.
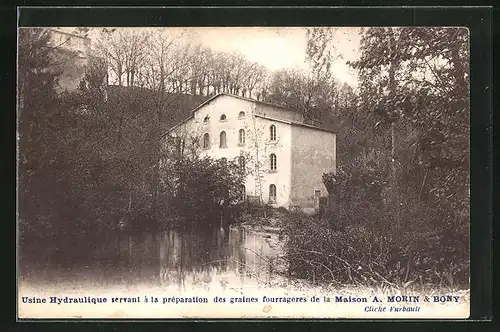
17,26,470,319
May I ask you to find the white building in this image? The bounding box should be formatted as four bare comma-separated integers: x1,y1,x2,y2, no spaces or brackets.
168,93,336,212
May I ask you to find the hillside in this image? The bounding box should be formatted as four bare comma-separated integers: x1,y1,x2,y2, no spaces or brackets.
106,85,341,135
107,85,211,129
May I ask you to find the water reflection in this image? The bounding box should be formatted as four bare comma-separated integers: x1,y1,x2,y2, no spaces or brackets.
111,227,283,291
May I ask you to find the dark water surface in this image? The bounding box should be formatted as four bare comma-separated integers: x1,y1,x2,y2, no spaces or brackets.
20,227,285,290
18,227,470,319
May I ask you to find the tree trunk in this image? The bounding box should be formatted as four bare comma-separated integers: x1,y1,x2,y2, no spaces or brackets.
387,28,399,211
390,121,396,197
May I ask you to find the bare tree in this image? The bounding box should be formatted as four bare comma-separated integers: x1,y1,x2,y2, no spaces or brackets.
242,62,267,98
94,29,149,87
264,68,339,121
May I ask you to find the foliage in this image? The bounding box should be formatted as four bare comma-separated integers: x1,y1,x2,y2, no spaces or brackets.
17,28,243,266
283,165,469,288
18,27,470,287
263,68,339,121
282,27,470,289
167,155,245,230
322,167,384,227
283,210,469,288
357,28,468,227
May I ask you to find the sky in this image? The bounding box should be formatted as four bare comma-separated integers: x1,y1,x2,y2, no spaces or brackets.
62,27,362,87
182,27,361,87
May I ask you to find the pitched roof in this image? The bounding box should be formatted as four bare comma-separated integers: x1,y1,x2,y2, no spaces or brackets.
188,93,299,116
253,114,336,134
168,93,298,132
166,93,335,134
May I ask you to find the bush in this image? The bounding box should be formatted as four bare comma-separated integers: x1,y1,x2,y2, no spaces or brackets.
283,166,469,289
166,155,245,231
283,208,468,288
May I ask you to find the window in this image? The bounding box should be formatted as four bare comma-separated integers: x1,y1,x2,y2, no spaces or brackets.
203,133,210,149
315,190,321,198
270,153,277,171
238,156,246,173
269,184,277,203
238,111,245,119
220,114,227,121
270,125,277,141
203,115,210,123
219,131,227,148
238,129,246,145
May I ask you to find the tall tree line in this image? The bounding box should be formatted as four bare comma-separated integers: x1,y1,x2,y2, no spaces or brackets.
93,29,268,99
92,28,352,125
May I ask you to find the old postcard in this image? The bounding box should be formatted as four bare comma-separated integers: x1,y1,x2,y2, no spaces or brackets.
17,26,470,319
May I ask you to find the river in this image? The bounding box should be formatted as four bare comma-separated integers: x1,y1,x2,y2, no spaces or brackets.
17,226,469,319
19,226,287,292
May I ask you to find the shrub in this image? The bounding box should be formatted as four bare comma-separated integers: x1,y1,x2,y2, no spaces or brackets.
166,155,245,231
283,208,468,288
282,166,469,289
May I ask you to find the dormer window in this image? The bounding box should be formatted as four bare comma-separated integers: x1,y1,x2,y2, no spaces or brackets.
220,114,227,122
203,116,210,123
238,111,245,119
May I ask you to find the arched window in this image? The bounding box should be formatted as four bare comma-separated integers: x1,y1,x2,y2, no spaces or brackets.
270,125,277,141
203,115,210,123
238,111,245,119
220,114,227,121
269,184,277,203
219,131,227,148
240,185,246,201
238,156,246,173
203,133,210,149
270,153,277,171
238,129,245,145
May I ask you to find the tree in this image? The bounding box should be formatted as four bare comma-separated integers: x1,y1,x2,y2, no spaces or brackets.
18,28,62,257
305,27,340,79
18,28,125,262
300,26,470,285
242,62,267,98
264,68,339,122
349,27,469,223
94,29,148,87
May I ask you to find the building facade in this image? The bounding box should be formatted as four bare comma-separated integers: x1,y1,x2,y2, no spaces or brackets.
168,94,336,212
47,28,108,94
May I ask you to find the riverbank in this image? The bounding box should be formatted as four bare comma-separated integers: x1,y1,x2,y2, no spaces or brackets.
233,210,288,235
